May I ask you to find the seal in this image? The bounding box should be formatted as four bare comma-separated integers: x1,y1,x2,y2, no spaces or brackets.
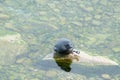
43,38,118,66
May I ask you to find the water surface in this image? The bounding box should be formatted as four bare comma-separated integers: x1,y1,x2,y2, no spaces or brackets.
0,0,120,80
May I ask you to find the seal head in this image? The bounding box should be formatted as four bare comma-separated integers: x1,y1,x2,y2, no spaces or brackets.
54,38,74,55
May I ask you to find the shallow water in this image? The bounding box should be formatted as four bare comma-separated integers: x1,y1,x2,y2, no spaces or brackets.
0,0,120,80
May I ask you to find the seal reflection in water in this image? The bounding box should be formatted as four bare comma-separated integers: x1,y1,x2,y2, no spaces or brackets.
53,38,80,72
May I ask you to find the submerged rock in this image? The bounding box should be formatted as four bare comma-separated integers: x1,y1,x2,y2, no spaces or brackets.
0,13,10,19
0,33,24,43
43,50,118,66
0,29,27,65
101,74,111,79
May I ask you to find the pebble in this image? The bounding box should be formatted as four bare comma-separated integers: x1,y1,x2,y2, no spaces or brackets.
101,74,111,79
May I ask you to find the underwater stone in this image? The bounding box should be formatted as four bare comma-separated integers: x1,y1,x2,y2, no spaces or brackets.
0,13,10,19
85,16,92,21
92,20,101,25
5,23,13,28
46,70,57,77
101,74,111,79
84,6,94,12
94,15,101,19
0,33,24,43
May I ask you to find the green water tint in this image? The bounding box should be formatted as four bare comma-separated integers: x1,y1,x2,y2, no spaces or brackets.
0,0,120,79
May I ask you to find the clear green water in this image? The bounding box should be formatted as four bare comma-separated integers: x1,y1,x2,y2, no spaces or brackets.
0,0,120,80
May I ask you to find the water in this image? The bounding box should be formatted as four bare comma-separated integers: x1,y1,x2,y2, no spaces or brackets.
0,0,120,80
